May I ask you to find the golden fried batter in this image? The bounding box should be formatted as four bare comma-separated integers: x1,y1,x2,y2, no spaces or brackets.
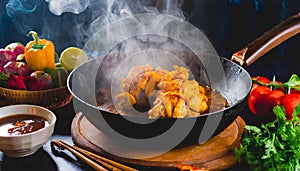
116,65,209,118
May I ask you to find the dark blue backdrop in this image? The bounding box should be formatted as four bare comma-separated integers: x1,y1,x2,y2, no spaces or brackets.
1,0,299,80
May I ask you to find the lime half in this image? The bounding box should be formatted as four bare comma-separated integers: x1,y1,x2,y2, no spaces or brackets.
60,47,88,70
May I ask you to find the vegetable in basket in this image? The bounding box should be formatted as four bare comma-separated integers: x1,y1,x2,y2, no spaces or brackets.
5,42,25,56
0,49,16,67
25,31,56,71
7,74,27,90
3,61,30,77
26,71,53,91
0,31,86,91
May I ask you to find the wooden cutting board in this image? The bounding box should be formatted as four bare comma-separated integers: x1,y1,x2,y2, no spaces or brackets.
71,113,245,170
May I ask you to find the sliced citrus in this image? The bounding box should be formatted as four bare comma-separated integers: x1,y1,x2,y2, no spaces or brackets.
59,47,88,70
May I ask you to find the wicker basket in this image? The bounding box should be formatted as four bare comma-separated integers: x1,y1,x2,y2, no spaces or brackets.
0,86,72,110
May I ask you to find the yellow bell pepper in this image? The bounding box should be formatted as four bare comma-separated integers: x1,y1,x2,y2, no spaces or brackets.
25,31,55,71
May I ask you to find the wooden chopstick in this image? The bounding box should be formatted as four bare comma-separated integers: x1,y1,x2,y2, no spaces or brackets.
72,145,138,171
50,140,138,171
56,140,119,171
51,140,108,171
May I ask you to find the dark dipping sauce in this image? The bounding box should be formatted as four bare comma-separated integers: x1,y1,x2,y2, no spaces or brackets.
0,115,48,136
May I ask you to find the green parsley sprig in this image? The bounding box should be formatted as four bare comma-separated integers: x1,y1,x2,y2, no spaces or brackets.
235,104,300,171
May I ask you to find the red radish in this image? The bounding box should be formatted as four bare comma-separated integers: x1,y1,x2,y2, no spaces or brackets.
0,49,16,67
26,71,53,90
5,42,25,56
3,61,31,77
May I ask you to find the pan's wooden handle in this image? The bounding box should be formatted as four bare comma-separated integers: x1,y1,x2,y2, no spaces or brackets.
231,13,300,67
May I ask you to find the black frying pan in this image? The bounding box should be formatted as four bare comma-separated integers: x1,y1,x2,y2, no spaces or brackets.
67,14,300,148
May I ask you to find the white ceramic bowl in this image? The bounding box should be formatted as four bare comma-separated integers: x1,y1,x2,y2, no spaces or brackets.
0,104,56,157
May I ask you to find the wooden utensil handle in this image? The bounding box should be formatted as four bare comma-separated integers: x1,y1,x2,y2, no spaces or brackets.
72,145,138,171
51,140,108,171
231,13,300,67
51,139,139,171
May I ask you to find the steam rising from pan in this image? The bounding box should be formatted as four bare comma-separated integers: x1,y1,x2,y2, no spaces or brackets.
67,12,229,158
6,0,188,52
6,0,231,157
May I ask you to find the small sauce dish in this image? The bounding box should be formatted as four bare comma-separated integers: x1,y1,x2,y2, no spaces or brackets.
0,104,56,157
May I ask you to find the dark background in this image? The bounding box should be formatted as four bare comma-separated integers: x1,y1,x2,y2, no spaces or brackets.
1,0,299,80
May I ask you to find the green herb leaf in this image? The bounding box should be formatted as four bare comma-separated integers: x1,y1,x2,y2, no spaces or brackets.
0,72,10,87
283,74,300,87
235,104,300,171
0,72,9,80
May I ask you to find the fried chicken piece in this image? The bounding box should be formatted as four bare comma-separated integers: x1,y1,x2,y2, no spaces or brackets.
120,65,153,92
115,92,137,110
166,65,189,80
116,65,167,111
148,91,180,118
157,80,180,92
180,80,208,113
148,99,164,118
144,68,166,98
173,99,188,118
116,65,209,118
149,65,208,118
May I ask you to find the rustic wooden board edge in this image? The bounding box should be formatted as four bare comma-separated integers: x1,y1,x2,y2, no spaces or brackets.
71,113,246,170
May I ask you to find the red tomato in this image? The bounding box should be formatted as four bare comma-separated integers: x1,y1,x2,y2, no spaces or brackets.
248,75,300,121
250,76,270,93
264,89,285,118
290,89,300,94
250,83,259,93
252,76,270,84
248,94,257,114
266,89,285,106
281,94,300,120
248,84,285,120
250,83,262,94
248,86,271,115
